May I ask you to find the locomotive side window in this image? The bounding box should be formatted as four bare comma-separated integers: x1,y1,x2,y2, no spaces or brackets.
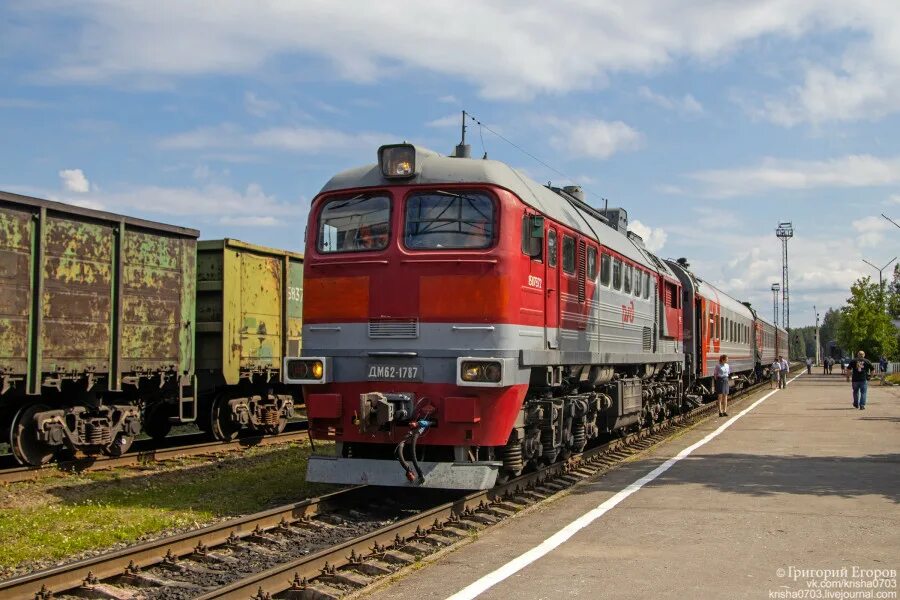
548,230,558,268
318,194,391,253
634,270,642,297
588,247,597,279
644,273,650,298
600,253,611,286
404,190,494,249
562,235,575,273
612,258,622,290
521,214,542,260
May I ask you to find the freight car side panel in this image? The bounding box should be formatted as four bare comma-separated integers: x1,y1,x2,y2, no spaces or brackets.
286,258,303,358
40,217,113,374
0,205,31,375
196,239,303,386
121,230,194,374
236,252,282,372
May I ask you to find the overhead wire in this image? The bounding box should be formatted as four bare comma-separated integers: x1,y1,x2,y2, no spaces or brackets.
463,112,608,206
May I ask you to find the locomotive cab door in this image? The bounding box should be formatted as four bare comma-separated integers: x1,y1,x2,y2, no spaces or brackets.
545,227,559,349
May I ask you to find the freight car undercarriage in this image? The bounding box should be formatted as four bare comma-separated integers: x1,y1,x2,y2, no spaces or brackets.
4,370,196,465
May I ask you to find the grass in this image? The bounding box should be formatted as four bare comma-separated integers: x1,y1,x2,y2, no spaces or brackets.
0,440,336,572
885,373,900,385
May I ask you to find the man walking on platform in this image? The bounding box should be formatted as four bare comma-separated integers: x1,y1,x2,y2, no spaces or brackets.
847,351,874,409
770,358,782,389
779,355,789,388
806,357,813,374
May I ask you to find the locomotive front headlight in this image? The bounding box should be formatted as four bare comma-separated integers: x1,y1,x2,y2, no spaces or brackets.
284,357,330,384
379,144,416,178
462,363,483,382
460,360,502,383
310,360,324,379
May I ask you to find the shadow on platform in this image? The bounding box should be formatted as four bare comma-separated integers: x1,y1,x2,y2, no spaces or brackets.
575,453,900,504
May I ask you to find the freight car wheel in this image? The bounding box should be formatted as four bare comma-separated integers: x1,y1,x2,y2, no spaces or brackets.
9,404,55,466
142,404,173,441
210,395,240,441
105,433,134,457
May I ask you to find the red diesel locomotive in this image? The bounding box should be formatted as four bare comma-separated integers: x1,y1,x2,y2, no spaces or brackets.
286,143,786,489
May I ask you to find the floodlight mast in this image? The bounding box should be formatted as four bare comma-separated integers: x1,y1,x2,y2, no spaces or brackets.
775,223,793,352
771,283,780,327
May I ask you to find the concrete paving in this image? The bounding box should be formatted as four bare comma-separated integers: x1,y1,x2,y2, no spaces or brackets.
362,374,900,600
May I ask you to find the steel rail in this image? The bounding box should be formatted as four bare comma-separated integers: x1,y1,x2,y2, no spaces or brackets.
0,486,367,600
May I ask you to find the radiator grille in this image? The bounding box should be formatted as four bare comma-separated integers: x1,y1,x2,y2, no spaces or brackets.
368,318,419,339
642,326,652,351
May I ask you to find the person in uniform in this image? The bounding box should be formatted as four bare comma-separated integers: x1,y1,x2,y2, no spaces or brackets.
846,350,874,409
715,354,730,417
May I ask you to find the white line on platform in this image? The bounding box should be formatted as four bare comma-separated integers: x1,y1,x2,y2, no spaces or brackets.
446,372,805,600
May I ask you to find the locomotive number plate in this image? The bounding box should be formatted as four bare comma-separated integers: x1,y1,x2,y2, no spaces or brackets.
367,362,423,382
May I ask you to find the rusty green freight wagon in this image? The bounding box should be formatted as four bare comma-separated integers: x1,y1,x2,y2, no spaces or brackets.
0,190,198,465
192,238,303,440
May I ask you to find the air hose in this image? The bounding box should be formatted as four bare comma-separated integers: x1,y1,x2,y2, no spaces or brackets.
394,420,432,484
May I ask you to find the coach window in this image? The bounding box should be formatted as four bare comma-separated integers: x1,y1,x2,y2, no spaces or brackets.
548,230,558,268
318,194,391,253
623,264,632,294
612,258,622,290
562,235,575,273
404,190,495,249
600,253,611,286
588,247,597,279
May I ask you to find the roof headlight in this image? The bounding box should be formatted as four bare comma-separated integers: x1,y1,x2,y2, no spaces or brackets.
379,144,416,178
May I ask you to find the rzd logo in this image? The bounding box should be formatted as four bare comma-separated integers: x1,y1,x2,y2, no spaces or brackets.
621,300,635,323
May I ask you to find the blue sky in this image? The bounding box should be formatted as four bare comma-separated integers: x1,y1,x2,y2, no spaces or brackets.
2,1,898,328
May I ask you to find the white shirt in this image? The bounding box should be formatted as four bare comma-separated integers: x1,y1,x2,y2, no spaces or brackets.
771,361,782,371
715,363,730,378
780,359,789,370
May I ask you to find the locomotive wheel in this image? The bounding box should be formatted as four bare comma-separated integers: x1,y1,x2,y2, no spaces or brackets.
210,395,240,441
143,404,173,441
105,433,135,457
9,404,55,466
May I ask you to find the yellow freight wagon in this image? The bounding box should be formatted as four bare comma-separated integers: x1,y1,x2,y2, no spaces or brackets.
145,238,303,440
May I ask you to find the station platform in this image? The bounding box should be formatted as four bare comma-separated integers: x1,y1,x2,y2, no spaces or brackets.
363,373,900,599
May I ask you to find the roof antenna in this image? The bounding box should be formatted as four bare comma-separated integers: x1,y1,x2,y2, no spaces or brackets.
454,110,471,158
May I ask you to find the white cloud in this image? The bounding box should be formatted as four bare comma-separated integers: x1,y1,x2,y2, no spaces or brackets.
852,216,894,248
438,95,459,104
244,91,279,117
426,114,461,128
889,194,900,205
665,223,890,327
159,123,391,155
546,117,643,160
638,86,703,114
684,154,900,198
628,219,667,252
59,168,90,193
17,0,900,122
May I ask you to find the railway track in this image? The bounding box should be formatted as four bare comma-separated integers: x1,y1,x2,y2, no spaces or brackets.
0,377,782,600
0,421,309,484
